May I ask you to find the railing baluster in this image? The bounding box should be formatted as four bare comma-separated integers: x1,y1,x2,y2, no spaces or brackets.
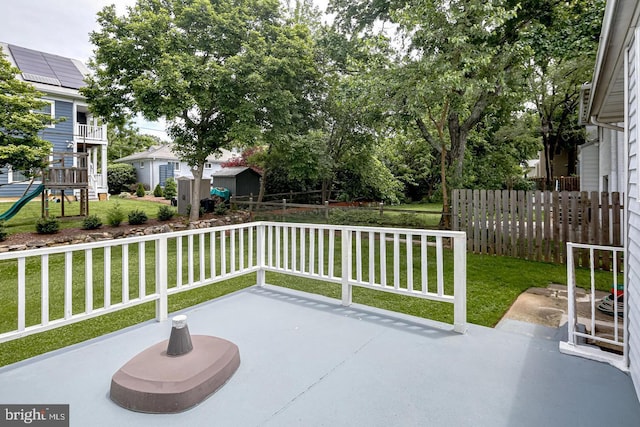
18,258,25,331
406,233,413,292
300,227,306,273
421,235,428,294
188,235,194,285
309,228,315,275
328,229,335,278
319,229,325,277
200,233,206,280
210,232,215,279
248,227,253,268
104,247,111,309
356,230,362,282
41,255,49,326
65,252,73,318
138,242,145,297
230,230,236,274
284,225,289,270
176,237,183,287
221,231,226,275
276,226,281,269
436,236,444,296
122,245,129,303
369,232,374,285
292,227,297,272
393,233,400,290
380,232,387,287
268,225,273,267
590,248,596,339
240,228,245,271
86,249,93,312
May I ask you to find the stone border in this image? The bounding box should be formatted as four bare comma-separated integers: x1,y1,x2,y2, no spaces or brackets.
0,211,252,253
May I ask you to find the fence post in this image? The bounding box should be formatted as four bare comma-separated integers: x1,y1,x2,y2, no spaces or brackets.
341,227,352,306
566,242,576,346
249,194,253,212
257,223,266,287
155,236,168,322
379,202,384,218
282,198,286,221
453,234,467,333
324,200,329,221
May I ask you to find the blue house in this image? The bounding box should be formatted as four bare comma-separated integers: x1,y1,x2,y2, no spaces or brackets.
0,43,108,199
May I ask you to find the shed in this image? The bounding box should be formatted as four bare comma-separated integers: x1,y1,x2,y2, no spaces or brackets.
211,167,261,197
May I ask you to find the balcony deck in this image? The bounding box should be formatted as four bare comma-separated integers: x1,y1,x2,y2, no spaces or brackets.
0,285,638,426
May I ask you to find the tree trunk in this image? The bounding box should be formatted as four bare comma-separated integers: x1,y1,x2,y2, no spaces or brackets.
257,171,267,203
189,164,205,222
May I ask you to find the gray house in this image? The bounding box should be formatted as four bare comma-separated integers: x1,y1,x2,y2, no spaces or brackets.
211,167,262,197
115,145,236,190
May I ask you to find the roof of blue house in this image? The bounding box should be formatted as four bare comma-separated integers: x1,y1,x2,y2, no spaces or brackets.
0,42,88,97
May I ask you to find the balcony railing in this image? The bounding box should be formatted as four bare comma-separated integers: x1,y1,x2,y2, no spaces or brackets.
560,242,627,371
0,222,467,343
75,124,107,141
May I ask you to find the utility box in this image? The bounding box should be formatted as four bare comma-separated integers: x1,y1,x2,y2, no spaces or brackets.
177,178,211,216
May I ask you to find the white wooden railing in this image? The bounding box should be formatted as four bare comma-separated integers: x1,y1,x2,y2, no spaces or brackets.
75,124,107,141
0,222,467,344
560,242,627,371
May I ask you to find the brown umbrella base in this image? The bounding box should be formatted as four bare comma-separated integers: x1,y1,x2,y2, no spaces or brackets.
110,335,240,413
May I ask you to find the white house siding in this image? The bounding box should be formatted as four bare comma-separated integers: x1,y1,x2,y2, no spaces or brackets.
578,142,599,191
626,31,640,399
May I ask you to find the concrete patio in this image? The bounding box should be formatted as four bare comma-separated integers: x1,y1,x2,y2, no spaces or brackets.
1,285,638,426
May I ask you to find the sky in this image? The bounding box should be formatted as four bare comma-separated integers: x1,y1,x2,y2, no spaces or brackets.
0,0,330,139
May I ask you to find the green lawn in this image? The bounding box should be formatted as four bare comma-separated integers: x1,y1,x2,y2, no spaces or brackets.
0,197,173,234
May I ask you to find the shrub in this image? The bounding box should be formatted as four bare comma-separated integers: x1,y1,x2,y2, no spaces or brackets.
107,163,137,195
214,202,228,215
157,205,176,221
329,209,381,226
135,183,146,197
106,203,126,226
128,209,148,225
35,216,60,234
153,184,164,197
0,221,7,241
164,178,177,199
82,214,103,230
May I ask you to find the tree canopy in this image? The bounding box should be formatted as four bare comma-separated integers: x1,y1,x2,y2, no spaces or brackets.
84,0,318,220
0,46,52,178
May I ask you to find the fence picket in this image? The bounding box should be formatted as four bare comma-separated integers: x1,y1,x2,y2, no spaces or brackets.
452,189,623,269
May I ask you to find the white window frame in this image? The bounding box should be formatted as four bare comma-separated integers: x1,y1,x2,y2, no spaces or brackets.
173,161,180,171
140,161,145,169
7,166,41,184
204,163,212,169
34,99,55,128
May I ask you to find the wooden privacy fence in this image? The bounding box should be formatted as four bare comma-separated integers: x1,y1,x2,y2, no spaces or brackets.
452,190,623,269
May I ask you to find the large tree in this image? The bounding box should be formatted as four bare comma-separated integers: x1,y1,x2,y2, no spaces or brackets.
524,0,604,183
0,47,52,180
84,0,317,221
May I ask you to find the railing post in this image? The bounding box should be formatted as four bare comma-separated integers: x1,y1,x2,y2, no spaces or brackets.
257,223,266,287
566,242,576,346
453,234,467,333
341,227,352,306
155,236,168,321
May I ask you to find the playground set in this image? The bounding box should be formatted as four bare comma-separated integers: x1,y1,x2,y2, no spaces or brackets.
0,152,90,221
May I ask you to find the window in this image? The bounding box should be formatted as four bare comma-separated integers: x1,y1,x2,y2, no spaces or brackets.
204,163,212,169
140,161,145,169
34,99,55,128
173,161,180,171
7,167,40,184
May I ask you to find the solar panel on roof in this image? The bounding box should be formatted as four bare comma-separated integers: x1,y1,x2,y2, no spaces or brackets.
8,44,86,90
